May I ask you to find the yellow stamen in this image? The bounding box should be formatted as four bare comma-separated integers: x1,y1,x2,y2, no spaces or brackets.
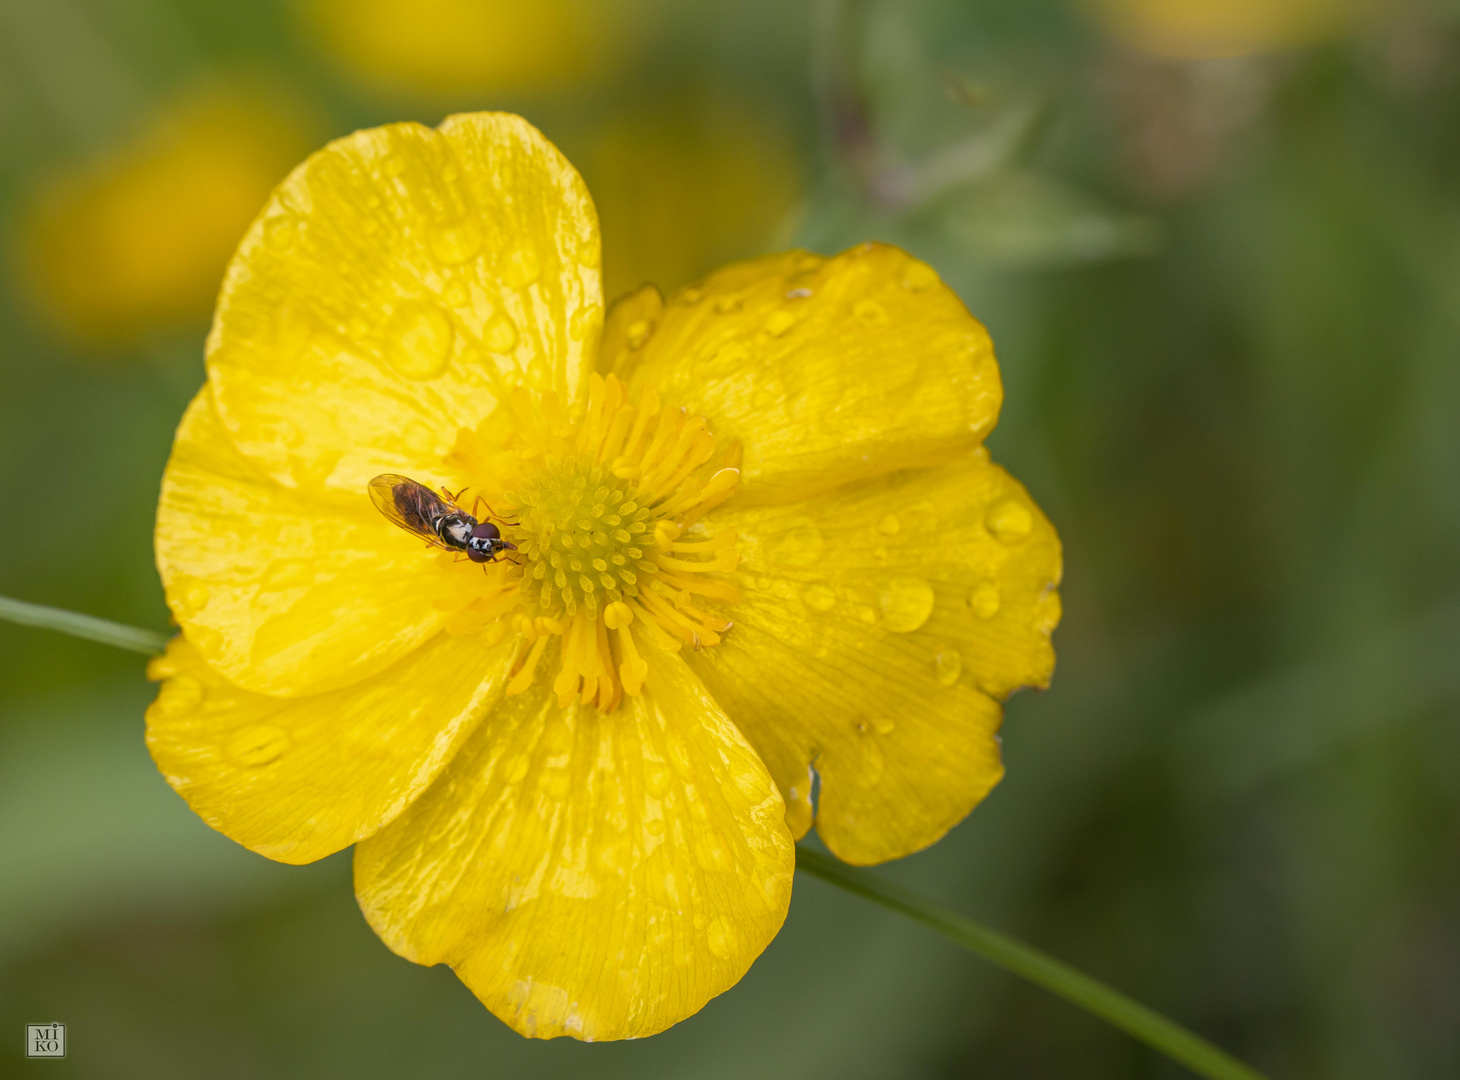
442,373,737,708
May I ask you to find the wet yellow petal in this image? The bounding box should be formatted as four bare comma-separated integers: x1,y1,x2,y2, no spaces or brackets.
208,112,601,499
157,388,466,696
147,630,514,864
685,452,1061,865
616,243,1001,505
354,640,793,1040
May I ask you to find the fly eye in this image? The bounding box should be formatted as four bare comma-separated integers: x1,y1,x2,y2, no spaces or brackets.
470,521,501,541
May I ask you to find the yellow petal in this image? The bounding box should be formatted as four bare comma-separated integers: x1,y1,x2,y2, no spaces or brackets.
147,630,514,864
618,243,1002,505
208,112,601,499
354,639,794,1040
157,388,467,696
685,452,1061,865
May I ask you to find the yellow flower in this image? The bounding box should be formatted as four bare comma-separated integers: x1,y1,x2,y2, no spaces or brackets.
299,0,639,101
1091,0,1375,58
146,113,1061,1040
17,86,315,346
578,97,803,301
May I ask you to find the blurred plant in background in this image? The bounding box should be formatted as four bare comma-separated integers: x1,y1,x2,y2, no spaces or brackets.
16,83,316,346
3,0,1460,1076
297,0,647,102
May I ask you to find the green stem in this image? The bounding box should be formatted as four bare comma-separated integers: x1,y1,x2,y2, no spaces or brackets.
796,845,1269,1080
0,595,168,656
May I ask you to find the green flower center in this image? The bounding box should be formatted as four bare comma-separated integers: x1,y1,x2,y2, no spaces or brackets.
510,457,657,618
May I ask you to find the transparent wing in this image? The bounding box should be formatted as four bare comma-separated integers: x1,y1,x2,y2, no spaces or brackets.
368,474,449,544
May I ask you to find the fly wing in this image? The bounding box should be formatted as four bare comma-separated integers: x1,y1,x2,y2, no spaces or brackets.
368,474,448,544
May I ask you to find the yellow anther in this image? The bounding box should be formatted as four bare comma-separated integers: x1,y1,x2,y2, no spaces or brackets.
653,520,682,548
534,616,563,636
603,600,634,630
513,613,538,640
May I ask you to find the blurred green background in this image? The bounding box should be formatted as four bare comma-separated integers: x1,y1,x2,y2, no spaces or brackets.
2,0,1458,1076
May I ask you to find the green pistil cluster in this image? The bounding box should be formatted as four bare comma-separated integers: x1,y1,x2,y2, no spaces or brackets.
510,456,658,616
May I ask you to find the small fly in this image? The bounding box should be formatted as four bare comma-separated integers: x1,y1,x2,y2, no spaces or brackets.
368,474,518,565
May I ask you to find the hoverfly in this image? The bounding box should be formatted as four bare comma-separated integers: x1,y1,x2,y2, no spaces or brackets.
368,474,518,564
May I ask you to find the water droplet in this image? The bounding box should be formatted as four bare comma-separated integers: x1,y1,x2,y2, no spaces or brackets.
577,233,602,269
263,214,297,250
873,546,889,562
626,319,652,349
260,559,311,590
900,259,939,292
173,579,210,615
764,310,796,337
853,299,890,327
384,302,453,379
706,916,738,959
795,254,824,273
879,577,935,633
486,312,518,352
442,277,470,307
226,724,290,767
644,762,670,796
695,835,732,873
152,675,204,718
273,300,314,359
382,153,407,177
347,314,372,339
714,296,742,313
878,515,900,536
570,304,600,341
857,604,880,625
804,584,836,612
503,244,540,287
872,716,896,735
430,220,482,265
680,287,703,305
773,523,825,567
968,582,1001,619
786,287,813,299
933,645,962,686
986,498,1033,543
1034,588,1062,633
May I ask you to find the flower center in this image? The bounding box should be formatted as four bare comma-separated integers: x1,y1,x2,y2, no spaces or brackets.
512,457,651,617
443,373,741,712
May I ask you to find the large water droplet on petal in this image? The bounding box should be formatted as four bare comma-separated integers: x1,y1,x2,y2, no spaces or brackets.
706,916,739,959
486,312,518,352
503,243,540,287
933,645,963,686
384,301,453,379
430,220,482,265
879,576,935,633
986,498,1033,543
968,582,1001,619
774,523,825,567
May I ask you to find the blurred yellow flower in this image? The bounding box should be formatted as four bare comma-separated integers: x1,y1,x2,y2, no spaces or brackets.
1093,0,1374,58
18,87,315,346
579,99,803,301
300,0,638,100
146,114,1060,1039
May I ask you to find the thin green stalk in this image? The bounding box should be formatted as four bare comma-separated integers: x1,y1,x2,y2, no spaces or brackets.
796,845,1269,1080
0,595,168,656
